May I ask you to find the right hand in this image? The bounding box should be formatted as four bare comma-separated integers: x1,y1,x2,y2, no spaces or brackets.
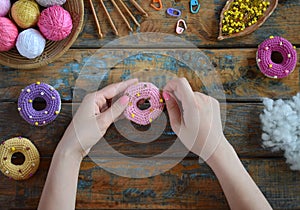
163,78,225,161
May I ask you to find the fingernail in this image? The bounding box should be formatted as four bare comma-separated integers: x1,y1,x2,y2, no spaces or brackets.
120,95,129,105
162,91,170,101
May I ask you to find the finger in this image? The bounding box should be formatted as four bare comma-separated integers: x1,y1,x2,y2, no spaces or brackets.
97,78,138,100
99,95,129,129
163,78,197,126
163,91,181,133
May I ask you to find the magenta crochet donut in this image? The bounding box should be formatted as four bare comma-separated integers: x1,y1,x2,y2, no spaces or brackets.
124,82,164,125
256,36,297,79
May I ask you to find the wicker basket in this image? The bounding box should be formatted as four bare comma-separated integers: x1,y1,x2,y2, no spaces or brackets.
0,0,84,69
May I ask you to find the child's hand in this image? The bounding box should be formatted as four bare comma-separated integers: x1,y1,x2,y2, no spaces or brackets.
60,79,138,157
163,78,225,161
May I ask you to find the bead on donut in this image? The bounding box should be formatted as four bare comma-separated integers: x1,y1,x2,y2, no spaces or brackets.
124,82,164,125
256,36,297,79
0,137,40,180
18,82,61,126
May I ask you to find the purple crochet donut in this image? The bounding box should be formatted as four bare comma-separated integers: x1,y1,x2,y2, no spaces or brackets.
124,82,164,125
256,36,297,79
18,82,61,126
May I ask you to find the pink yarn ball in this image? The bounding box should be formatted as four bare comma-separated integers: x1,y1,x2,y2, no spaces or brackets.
0,0,11,17
0,17,19,52
38,5,73,41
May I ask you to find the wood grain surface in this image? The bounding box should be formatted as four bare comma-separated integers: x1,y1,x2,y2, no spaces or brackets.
0,0,300,209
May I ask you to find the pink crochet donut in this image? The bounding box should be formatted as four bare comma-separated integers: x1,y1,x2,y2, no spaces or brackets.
256,36,297,79
124,82,164,125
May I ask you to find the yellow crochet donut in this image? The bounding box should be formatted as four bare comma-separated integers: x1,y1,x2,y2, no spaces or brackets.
0,137,40,180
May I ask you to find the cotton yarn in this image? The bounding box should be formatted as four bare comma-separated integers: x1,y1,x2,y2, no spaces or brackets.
0,0,11,17
0,17,19,52
11,0,40,29
36,0,66,8
256,36,297,79
18,82,61,126
16,28,46,59
124,82,164,125
38,5,73,41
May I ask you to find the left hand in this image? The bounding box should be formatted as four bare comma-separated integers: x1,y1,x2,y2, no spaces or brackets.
59,79,138,157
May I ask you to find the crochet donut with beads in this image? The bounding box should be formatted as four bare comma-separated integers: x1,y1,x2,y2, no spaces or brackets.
18,82,61,126
256,36,297,79
124,82,164,125
0,137,40,180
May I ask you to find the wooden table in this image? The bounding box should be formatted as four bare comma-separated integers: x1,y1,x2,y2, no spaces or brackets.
1,0,300,209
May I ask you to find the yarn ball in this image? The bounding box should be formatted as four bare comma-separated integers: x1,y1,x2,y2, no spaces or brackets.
260,94,300,171
11,0,40,29
36,0,66,7
16,28,46,59
0,17,19,52
38,5,73,41
0,0,11,17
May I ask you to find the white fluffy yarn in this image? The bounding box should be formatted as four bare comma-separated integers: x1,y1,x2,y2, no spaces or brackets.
35,0,66,7
260,94,300,171
16,28,46,59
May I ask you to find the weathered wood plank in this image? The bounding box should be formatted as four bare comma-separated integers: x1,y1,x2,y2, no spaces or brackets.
0,49,299,101
74,0,300,48
0,158,299,210
0,102,283,158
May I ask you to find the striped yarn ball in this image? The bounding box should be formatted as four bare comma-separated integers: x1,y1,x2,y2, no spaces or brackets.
16,28,46,59
0,17,19,52
11,0,40,29
38,5,73,41
36,0,66,7
0,0,11,17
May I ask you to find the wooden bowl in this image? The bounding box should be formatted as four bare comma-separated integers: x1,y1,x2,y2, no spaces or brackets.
0,0,84,69
218,0,278,40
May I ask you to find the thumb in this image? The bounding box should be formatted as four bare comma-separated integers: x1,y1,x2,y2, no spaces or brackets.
163,91,181,132
100,95,129,128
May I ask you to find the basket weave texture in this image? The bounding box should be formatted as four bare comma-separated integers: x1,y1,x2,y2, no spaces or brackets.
0,0,84,69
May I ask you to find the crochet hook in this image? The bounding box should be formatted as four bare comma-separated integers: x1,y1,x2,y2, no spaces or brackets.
129,0,149,17
118,0,140,27
99,0,119,36
88,0,103,38
110,0,133,31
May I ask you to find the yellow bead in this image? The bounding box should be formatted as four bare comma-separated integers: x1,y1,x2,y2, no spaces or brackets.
159,99,163,103
149,118,153,123
131,113,135,118
55,111,59,115
11,147,16,152
293,46,296,49
269,36,274,39
36,81,41,85
29,99,33,103
128,102,132,106
136,93,140,97
269,64,273,68
35,122,39,126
